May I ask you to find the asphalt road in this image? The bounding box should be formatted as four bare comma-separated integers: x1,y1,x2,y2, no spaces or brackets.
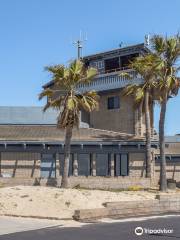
1,215,180,240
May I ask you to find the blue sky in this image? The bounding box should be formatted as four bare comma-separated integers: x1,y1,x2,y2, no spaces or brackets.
0,0,180,135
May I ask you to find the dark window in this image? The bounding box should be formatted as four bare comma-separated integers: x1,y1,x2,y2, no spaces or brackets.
108,96,120,109
105,57,120,73
114,154,129,176
120,53,139,69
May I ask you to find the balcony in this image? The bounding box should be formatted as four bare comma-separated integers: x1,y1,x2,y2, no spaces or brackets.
76,69,144,93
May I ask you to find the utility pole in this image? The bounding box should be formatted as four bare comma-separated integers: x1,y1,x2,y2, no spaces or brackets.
72,31,87,59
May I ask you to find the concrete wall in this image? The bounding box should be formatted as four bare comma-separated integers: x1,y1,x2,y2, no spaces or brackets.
0,152,40,178
90,90,136,134
74,193,180,220
0,176,151,189
154,143,180,182
129,152,146,177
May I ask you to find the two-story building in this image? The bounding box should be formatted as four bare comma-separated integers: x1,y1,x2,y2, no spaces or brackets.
0,43,179,189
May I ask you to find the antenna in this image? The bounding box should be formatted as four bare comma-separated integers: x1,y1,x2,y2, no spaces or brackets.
145,34,150,46
119,42,123,48
72,30,87,59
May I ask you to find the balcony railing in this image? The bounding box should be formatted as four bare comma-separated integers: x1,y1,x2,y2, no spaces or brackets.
76,69,143,92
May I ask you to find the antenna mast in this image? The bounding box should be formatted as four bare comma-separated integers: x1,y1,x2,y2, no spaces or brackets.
72,31,87,59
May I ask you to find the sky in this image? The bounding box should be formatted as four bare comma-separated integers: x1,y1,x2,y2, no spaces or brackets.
0,0,180,135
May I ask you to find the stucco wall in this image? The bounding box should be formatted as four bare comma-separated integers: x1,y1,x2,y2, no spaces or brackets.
90,90,136,134
129,152,146,177
0,152,40,178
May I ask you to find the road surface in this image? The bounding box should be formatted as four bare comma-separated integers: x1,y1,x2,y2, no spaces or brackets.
0,215,180,240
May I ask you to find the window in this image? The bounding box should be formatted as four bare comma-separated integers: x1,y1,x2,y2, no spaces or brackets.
115,154,129,176
107,96,120,109
105,57,120,73
120,53,139,69
95,61,104,69
90,61,104,70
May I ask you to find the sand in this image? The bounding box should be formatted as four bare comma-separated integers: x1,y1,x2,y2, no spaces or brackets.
0,186,156,219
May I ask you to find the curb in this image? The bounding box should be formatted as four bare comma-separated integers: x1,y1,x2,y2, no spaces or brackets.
0,214,72,221
73,194,180,221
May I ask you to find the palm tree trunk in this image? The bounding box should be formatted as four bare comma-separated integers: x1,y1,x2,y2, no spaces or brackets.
159,95,167,192
61,125,73,188
144,89,151,178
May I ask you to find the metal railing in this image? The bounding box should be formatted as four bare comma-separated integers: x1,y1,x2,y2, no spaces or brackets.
77,69,143,92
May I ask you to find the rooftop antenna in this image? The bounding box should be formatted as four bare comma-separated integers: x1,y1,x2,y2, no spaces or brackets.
145,34,150,46
119,42,123,48
71,30,87,59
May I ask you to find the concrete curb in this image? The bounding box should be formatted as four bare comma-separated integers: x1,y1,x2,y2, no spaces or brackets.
73,194,180,221
0,214,72,221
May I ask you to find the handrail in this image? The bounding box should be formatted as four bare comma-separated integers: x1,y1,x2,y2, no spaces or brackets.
76,69,143,92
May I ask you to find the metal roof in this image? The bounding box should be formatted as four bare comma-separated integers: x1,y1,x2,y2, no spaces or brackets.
165,135,180,143
0,106,58,125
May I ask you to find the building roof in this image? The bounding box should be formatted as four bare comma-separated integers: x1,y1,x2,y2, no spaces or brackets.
0,125,144,143
0,106,58,125
83,43,149,60
165,135,180,143
43,43,150,89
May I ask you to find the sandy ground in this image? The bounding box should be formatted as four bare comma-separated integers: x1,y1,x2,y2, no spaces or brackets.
0,186,157,219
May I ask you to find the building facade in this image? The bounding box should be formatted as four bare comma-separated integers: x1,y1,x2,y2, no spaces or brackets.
0,44,180,189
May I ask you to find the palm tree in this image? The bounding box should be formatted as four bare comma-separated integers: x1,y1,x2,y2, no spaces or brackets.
151,35,180,191
123,54,157,178
39,60,99,188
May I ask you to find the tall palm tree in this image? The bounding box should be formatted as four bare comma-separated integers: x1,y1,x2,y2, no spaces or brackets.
151,35,180,191
123,54,157,178
39,60,99,188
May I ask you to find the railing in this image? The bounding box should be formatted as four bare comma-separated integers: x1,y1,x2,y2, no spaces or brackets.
104,66,131,74
76,69,143,92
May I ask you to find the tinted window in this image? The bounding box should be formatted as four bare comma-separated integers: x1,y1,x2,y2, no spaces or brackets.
108,96,120,109
121,53,139,69
105,57,120,73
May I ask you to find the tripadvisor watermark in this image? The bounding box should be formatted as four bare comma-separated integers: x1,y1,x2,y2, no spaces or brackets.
135,226,173,236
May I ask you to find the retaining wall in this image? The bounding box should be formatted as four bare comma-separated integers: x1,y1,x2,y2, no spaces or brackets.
0,176,151,189
73,193,180,221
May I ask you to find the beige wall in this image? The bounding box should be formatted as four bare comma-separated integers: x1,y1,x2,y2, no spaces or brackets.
129,152,146,177
90,90,136,134
0,152,40,178
154,143,180,182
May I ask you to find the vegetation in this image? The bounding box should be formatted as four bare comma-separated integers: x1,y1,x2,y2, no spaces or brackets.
123,54,157,178
39,60,99,188
124,34,180,191
151,35,180,191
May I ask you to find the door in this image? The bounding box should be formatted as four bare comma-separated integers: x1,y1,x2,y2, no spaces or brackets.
78,154,90,176
96,154,109,176
41,154,56,178
115,153,129,176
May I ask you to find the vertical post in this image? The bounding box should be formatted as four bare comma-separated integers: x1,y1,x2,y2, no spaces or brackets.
77,40,82,59
73,153,78,176
110,153,115,177
91,153,96,176
55,153,59,178
151,151,155,179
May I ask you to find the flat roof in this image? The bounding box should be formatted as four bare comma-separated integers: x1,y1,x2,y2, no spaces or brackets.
83,43,149,60
0,106,58,125
0,125,144,142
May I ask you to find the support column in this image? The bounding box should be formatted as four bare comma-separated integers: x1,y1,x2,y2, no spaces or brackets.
73,153,78,176
55,153,59,177
110,153,115,177
91,153,96,176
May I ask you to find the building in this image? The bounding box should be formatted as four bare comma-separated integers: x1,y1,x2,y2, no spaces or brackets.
0,44,180,189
